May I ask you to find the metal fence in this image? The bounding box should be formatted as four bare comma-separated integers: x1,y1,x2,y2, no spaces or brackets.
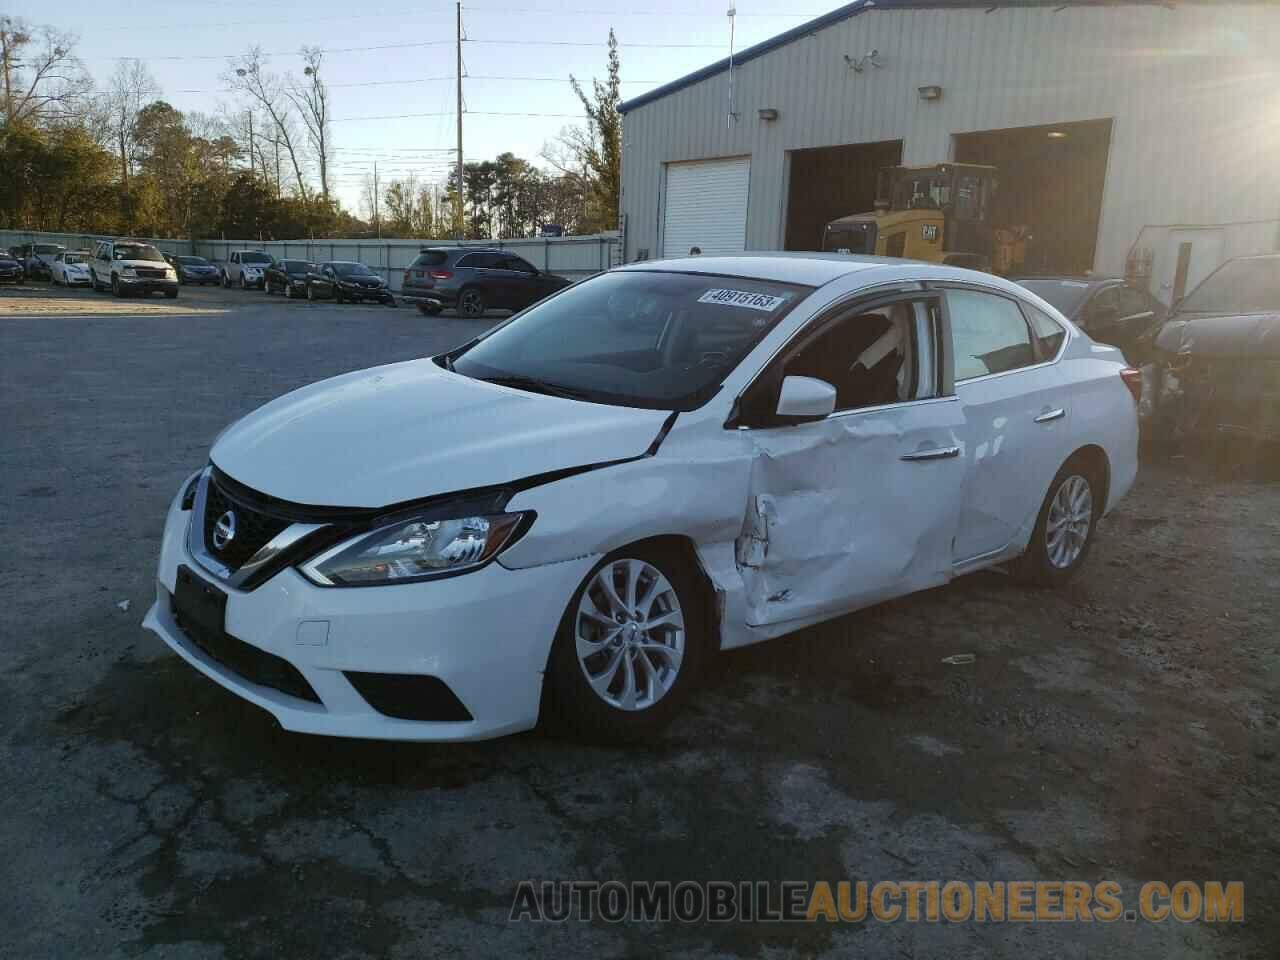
192,235,622,291
0,229,191,257
0,229,624,292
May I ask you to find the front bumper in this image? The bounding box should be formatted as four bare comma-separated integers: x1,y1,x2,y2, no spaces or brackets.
142,481,594,741
119,276,178,292
339,284,393,301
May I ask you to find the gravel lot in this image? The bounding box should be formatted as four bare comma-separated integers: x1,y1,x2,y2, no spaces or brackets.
2,282,1278,959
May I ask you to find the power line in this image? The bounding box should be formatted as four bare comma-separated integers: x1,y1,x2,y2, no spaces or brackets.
330,109,579,122
175,74,662,94
87,36,723,62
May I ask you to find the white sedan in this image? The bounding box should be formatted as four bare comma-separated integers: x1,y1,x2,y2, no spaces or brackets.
144,255,1138,743
50,250,92,287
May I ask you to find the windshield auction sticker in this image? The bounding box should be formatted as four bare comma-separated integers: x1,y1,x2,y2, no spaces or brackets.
698,289,788,312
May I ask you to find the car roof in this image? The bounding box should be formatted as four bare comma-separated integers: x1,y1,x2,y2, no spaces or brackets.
615,252,955,287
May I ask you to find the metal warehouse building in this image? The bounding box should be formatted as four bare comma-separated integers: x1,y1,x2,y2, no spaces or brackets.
617,0,1280,303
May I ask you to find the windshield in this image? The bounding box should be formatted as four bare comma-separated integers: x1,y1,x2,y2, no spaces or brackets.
240,252,273,264
333,262,374,277
1179,258,1280,315
36,244,64,255
113,243,165,262
1016,279,1092,317
177,256,209,266
63,254,86,265
280,260,310,273
452,270,813,410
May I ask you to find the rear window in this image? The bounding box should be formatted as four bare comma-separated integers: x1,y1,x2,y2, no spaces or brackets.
412,251,449,268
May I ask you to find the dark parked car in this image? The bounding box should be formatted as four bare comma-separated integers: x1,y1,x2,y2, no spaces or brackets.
400,247,570,317
1145,253,1280,448
0,250,24,284
265,259,314,298
305,261,396,305
173,255,221,285
1015,276,1166,361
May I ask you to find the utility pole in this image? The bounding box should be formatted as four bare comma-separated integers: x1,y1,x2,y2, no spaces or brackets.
373,160,381,238
455,0,465,239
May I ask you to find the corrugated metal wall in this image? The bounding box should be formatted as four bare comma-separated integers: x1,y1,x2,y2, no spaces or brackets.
621,4,1280,290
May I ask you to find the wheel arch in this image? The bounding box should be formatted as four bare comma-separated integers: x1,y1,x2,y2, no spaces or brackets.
1066,443,1111,513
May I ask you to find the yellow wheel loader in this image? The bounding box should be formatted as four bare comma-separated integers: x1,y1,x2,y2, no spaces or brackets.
822,163,1000,270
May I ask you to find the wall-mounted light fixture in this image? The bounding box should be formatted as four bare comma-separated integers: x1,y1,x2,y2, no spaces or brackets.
918,85,943,101
1046,130,1068,139
758,108,779,122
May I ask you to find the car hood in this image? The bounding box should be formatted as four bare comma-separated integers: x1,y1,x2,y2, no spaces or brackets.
1155,311,1280,359
115,259,169,269
210,358,671,508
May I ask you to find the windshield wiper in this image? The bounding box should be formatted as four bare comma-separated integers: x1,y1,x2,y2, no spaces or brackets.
476,374,590,401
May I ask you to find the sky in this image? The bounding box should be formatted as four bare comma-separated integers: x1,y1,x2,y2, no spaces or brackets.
16,0,852,214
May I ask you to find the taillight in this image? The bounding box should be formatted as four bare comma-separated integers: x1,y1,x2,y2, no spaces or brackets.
1120,366,1142,405
430,269,453,280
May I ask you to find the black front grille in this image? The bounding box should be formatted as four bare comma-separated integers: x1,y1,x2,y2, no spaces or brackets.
203,478,291,572
170,593,320,703
135,267,168,278
344,672,473,722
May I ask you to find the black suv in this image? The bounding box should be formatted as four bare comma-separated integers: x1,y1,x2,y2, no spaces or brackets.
400,247,570,317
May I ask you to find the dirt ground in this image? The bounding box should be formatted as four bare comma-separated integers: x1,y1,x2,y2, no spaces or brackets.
2,283,1278,958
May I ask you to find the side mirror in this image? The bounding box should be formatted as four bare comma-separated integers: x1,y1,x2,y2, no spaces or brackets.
775,375,837,422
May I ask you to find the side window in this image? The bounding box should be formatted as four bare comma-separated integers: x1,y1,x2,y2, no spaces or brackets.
503,256,536,273
947,290,1036,381
782,299,928,412
1023,303,1066,359
1082,287,1119,330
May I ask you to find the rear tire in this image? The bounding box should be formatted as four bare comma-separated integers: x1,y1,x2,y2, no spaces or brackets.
543,547,708,743
1010,454,1104,587
417,302,442,316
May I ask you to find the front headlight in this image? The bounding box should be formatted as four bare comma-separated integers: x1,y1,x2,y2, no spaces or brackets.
299,511,530,586
121,266,136,276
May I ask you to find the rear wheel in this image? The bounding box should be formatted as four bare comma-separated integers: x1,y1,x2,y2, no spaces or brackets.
1011,455,1103,587
417,302,442,316
543,548,708,742
458,287,485,317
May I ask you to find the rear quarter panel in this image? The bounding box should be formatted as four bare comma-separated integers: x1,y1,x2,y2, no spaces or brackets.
1059,339,1139,515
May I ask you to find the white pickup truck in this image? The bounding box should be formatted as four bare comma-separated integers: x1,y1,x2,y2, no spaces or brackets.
222,250,275,289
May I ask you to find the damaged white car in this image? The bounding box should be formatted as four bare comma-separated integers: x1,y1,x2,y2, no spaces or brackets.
144,255,1139,743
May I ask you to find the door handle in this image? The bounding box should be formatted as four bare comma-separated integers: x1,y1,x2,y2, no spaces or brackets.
1034,408,1066,423
901,445,960,462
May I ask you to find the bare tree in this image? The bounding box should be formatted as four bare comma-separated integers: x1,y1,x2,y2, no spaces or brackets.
0,18,91,125
225,47,308,200
288,47,331,203
105,59,158,203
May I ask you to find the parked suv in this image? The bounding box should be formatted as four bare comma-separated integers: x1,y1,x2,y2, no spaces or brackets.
222,250,274,289
400,247,570,317
89,239,179,298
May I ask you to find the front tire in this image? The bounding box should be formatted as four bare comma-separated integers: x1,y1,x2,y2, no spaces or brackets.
417,302,442,316
457,287,485,317
111,275,124,297
543,547,708,743
1011,455,1103,587
284,282,294,299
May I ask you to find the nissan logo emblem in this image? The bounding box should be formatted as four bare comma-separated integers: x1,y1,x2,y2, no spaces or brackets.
212,510,237,550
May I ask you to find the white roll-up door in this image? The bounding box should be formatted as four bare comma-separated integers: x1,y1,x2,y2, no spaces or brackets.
661,157,750,257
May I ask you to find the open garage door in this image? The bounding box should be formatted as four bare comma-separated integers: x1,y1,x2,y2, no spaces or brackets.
785,140,903,251
954,119,1112,276
662,157,750,257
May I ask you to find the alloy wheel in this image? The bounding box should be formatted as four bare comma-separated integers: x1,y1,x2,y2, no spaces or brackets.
1045,474,1092,569
574,559,685,712
459,289,484,316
